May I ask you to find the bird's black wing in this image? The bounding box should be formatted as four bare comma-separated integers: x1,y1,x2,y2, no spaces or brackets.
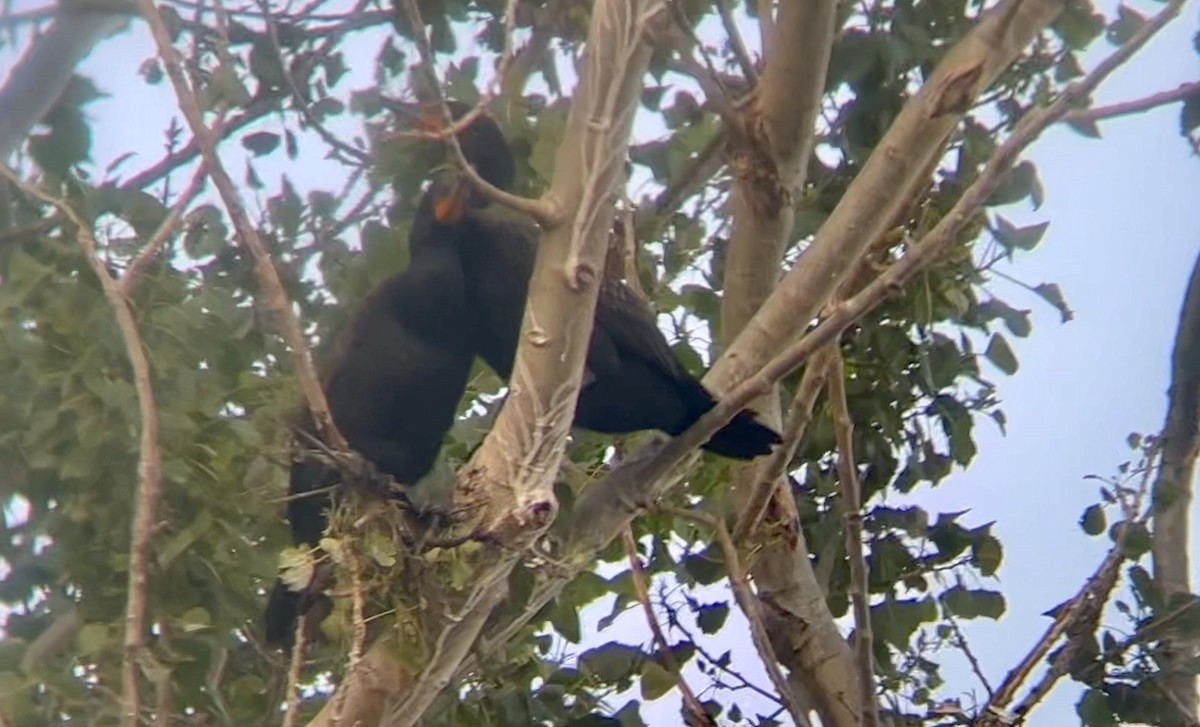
592,277,688,380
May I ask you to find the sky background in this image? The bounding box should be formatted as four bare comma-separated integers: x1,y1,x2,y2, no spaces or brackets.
1,0,1198,723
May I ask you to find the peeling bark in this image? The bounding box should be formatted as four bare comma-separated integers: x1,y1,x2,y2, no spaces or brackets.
716,0,855,718
1152,248,1200,721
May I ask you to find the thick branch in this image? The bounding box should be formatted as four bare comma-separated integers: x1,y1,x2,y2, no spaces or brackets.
1152,246,1200,720
461,0,1180,701
708,0,1069,396
718,0,847,721
459,0,667,535
0,6,127,160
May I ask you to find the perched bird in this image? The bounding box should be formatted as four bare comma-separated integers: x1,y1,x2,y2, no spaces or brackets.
408,100,782,459
262,179,477,648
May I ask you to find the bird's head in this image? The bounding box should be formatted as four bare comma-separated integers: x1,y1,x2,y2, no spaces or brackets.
387,99,516,224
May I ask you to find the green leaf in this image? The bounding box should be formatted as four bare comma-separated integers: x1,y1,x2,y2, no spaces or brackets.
680,548,725,586
1106,5,1146,45
971,535,1004,576
208,64,252,109
1127,564,1162,611
872,597,937,648
975,299,1032,338
1066,116,1102,139
941,586,1006,620
1110,521,1153,560
183,204,228,257
1079,504,1106,536
76,623,113,658
311,97,346,120
578,643,643,683
985,333,1019,375
1077,689,1118,727
993,216,1049,254
1180,91,1200,136
549,597,581,643
695,602,729,635
241,131,282,157
1032,282,1074,322
1052,1,1106,50
986,161,1044,208
639,660,674,700
179,607,212,631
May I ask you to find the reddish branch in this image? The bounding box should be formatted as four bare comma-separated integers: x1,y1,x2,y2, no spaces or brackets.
1067,80,1200,123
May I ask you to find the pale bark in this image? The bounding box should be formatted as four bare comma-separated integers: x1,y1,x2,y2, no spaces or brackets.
305,0,667,723
462,0,1075,720
0,3,128,161
706,0,1069,396
717,0,852,720
1152,248,1200,721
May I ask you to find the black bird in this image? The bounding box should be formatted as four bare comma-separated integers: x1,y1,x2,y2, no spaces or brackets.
412,101,781,459
262,179,477,648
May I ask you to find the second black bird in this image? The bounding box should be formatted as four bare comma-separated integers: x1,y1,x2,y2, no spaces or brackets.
262,179,477,649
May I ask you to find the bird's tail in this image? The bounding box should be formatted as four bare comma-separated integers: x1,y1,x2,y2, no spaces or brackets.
703,408,783,459
675,377,782,460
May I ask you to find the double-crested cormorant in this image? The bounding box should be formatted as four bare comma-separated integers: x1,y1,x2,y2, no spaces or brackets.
262,180,477,648
418,101,781,459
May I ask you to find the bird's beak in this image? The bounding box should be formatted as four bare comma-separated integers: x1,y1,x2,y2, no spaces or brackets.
434,177,470,223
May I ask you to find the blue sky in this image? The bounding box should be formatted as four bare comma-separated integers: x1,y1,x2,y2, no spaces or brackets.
2,0,1198,723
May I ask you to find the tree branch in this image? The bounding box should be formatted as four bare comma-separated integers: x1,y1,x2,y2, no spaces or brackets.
828,349,878,727
661,505,809,725
1067,80,1200,123
0,4,128,160
134,0,345,450
0,164,164,727
623,527,714,726
458,0,1184,712
1151,244,1200,720
732,348,832,541
396,0,562,227
707,0,1069,397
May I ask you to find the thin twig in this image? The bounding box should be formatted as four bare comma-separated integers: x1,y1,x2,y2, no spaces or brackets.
983,447,1161,724
280,615,308,727
329,546,367,727
396,0,561,228
733,347,832,541
828,349,878,727
1066,80,1200,123
120,99,275,193
659,506,807,725
0,165,164,727
121,161,210,294
623,527,714,726
714,0,757,84
135,0,346,451
624,0,1190,489
253,0,371,167
938,598,994,697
